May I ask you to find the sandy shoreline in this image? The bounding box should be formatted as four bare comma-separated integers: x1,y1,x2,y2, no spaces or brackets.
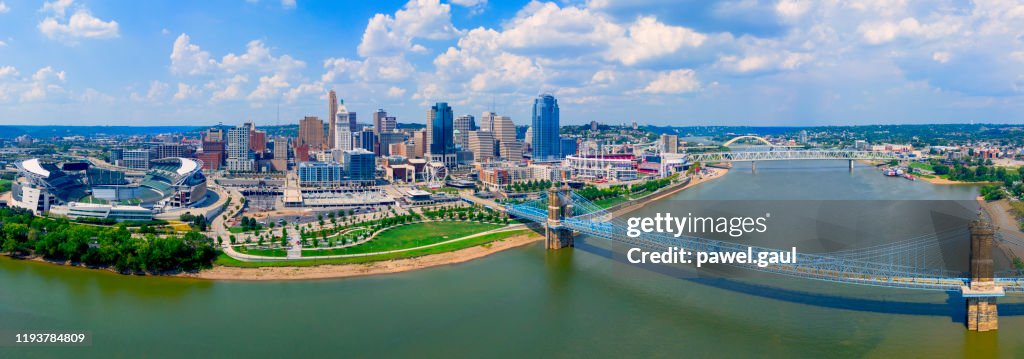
182,232,542,281
917,175,999,185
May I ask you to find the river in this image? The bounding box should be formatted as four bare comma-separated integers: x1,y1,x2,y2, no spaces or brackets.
2,160,1023,358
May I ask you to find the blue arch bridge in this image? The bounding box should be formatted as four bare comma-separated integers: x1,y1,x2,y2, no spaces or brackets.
506,185,1024,332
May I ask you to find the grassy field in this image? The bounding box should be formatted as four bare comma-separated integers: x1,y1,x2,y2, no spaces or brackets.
0,179,11,192
237,247,287,257
302,221,503,257
908,162,934,171
214,229,538,267
593,196,630,208
77,195,110,204
228,227,261,234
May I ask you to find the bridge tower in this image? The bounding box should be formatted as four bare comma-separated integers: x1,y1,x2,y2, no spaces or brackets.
965,220,1000,331
545,184,574,249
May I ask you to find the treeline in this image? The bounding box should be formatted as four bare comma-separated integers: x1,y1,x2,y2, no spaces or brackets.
631,174,678,194
938,163,1021,184
179,213,209,231
576,185,628,201
301,213,422,240
577,175,679,201
236,216,263,231
505,180,554,193
422,205,506,223
0,208,217,274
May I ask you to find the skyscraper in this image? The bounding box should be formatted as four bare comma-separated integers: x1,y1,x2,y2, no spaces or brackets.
273,137,289,160
298,116,325,150
356,129,376,152
328,90,338,149
227,126,250,160
531,94,560,161
348,111,358,132
660,134,678,154
378,132,405,156
427,102,455,164
481,111,496,132
335,100,353,151
454,114,476,149
560,136,578,157
411,129,427,158
226,125,255,172
373,109,387,135
493,115,516,158
468,131,495,162
204,127,225,142
271,136,289,171
335,126,352,152
344,149,376,185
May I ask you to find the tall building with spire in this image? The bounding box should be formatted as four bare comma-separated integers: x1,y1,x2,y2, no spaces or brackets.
328,90,338,149
334,99,353,152
531,94,560,161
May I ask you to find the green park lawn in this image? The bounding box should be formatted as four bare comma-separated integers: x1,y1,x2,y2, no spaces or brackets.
301,221,503,256
593,196,630,208
214,229,537,267
236,247,287,257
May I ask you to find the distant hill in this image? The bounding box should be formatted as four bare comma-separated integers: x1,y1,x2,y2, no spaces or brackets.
0,126,204,139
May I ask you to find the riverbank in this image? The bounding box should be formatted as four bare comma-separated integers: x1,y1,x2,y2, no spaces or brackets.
918,175,999,185
977,197,1024,265
609,168,729,216
184,231,541,280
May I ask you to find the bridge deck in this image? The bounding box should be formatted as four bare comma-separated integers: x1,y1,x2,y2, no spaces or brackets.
506,187,1018,295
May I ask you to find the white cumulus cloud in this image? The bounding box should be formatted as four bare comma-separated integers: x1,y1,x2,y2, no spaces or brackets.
38,10,119,41
357,0,460,57
642,69,700,94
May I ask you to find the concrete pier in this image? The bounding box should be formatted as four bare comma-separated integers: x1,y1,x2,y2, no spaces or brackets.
966,220,999,331
751,161,756,173
849,159,854,171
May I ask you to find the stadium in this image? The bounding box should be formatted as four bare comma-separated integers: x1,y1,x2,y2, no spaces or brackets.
11,157,207,221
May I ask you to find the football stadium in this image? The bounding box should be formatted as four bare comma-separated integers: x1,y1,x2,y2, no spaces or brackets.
11,157,207,221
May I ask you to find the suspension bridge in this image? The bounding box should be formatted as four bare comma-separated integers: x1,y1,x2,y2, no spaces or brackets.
506,185,1022,332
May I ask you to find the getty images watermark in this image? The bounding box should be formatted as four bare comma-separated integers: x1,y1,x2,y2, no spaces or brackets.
623,212,797,268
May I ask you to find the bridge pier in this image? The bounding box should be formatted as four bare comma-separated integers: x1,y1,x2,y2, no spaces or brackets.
751,161,756,173
546,185,574,249
849,159,854,171
965,220,1000,332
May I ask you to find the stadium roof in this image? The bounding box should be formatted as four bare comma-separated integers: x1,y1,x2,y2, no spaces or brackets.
176,157,199,176
21,158,50,177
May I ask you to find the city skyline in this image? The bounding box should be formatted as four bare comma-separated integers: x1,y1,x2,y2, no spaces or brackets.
1,0,1024,127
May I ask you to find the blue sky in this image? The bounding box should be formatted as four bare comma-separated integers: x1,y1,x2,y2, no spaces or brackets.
0,0,1022,127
